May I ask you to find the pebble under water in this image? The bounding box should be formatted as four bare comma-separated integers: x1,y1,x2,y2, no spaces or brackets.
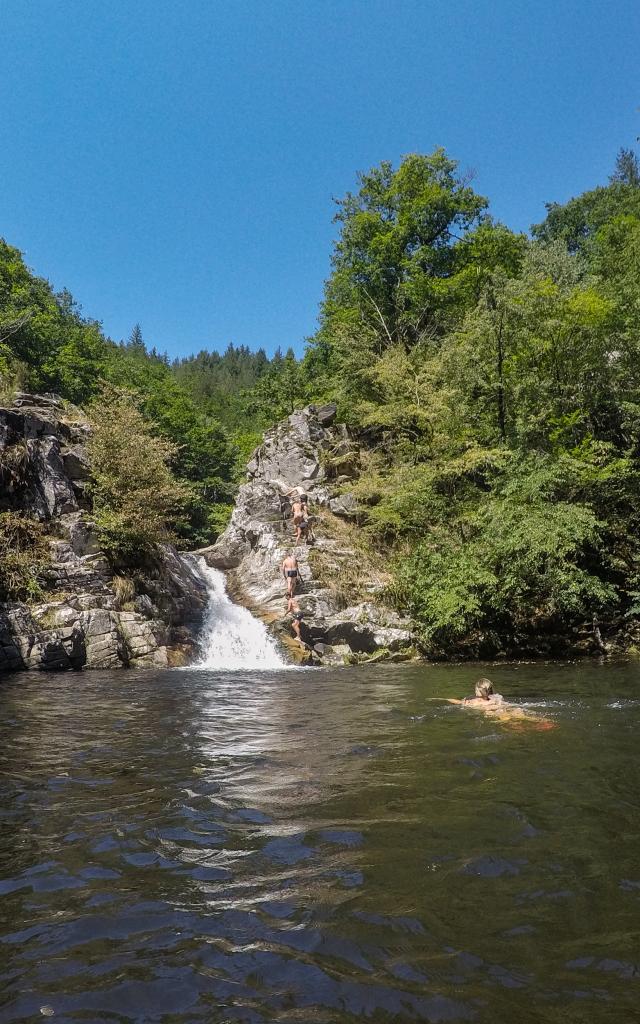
1,661,639,1023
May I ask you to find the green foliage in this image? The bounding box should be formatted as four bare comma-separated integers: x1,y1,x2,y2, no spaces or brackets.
324,149,488,350
0,512,49,602
0,241,236,545
4,140,640,654
303,146,640,653
87,387,187,560
397,474,615,651
532,180,640,254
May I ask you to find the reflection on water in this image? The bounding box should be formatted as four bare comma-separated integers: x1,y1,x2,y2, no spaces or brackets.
1,662,639,1022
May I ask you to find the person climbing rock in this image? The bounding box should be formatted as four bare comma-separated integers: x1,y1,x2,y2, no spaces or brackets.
286,596,307,648
281,553,301,596
291,495,307,530
284,484,308,506
295,514,315,544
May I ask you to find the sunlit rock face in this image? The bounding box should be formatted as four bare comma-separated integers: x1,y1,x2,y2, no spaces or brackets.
199,404,415,665
0,395,208,675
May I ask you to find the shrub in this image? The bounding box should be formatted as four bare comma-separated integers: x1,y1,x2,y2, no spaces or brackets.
0,512,49,601
87,385,187,561
112,574,136,609
397,492,616,652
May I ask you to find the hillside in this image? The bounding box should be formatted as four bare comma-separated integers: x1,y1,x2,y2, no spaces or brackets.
3,145,640,660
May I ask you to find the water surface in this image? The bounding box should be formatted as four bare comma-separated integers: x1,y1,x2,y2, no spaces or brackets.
1,662,639,1022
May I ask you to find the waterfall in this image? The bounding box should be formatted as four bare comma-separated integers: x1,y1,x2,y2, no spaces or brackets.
194,560,288,670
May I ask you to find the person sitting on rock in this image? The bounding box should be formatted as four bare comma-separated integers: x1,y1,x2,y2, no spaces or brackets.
281,553,301,596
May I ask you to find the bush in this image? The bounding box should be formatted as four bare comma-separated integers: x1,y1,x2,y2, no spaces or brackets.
0,512,49,601
112,574,136,609
87,386,187,561
397,490,616,652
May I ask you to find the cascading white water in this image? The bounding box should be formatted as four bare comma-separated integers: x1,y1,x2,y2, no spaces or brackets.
194,560,287,670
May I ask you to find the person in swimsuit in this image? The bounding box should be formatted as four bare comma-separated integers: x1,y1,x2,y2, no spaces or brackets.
286,596,307,647
281,553,301,597
296,514,316,544
456,677,505,708
291,494,314,543
445,678,556,730
291,497,307,524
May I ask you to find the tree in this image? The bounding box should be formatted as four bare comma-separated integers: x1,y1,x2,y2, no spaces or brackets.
127,323,146,354
610,147,640,187
87,386,186,560
322,149,488,353
441,242,616,451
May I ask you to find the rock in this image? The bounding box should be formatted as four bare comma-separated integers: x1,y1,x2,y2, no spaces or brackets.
245,407,329,489
313,642,352,665
134,594,157,617
371,626,415,651
62,444,91,480
13,392,63,411
57,512,100,557
206,404,417,663
314,402,337,426
329,492,359,518
0,401,210,676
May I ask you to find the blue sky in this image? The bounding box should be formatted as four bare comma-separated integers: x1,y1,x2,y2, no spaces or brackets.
1,1,638,359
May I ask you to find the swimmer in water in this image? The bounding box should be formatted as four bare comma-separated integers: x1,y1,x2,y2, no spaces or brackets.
445,678,556,730
447,677,505,708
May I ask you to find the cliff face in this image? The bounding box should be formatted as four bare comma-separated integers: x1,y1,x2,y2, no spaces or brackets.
200,404,416,664
0,394,208,674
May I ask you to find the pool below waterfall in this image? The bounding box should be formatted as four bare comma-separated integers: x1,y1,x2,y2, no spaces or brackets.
1,661,639,1023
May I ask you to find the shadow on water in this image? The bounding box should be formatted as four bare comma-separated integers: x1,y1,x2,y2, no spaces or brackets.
0,661,639,1022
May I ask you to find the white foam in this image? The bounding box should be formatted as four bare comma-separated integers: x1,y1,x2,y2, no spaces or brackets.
194,560,288,671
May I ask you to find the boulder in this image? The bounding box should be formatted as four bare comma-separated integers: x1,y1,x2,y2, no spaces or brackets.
62,444,91,480
13,392,63,411
207,404,417,663
329,492,359,518
314,402,337,426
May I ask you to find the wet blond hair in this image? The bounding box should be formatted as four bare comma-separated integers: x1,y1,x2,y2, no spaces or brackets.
475,677,494,699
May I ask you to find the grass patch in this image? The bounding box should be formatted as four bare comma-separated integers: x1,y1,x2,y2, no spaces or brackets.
113,574,136,610
0,512,50,602
307,507,392,607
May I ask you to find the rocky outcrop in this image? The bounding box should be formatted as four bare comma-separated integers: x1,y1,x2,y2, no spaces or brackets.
200,404,416,664
0,395,208,674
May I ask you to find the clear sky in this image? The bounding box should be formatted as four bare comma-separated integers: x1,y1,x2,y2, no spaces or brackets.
1,1,638,359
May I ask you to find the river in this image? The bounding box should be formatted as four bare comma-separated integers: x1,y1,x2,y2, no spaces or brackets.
1,661,639,1022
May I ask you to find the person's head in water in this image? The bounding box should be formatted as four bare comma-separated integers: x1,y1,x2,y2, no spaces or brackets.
475,677,494,700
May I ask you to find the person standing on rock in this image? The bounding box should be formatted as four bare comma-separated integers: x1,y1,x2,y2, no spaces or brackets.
282,553,301,597
291,495,307,525
290,493,314,545
286,596,307,648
